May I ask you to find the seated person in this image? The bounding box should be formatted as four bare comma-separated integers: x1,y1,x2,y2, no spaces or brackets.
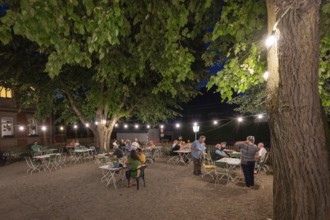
170,140,180,156
136,148,146,165
220,142,231,157
211,144,229,161
31,142,41,151
113,146,123,159
257,142,267,161
125,150,142,185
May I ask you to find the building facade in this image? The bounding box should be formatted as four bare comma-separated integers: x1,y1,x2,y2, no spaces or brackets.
0,87,52,152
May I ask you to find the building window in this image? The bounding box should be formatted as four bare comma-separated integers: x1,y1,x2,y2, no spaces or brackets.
28,118,38,136
0,87,13,98
1,117,14,137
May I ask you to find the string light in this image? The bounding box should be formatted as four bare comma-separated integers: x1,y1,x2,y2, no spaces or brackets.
115,123,118,127
124,124,128,129
257,114,264,119
19,125,25,131
263,71,269,80
95,121,99,125
60,126,64,131
85,123,90,128
41,126,47,131
146,125,150,129
213,120,218,125
135,124,139,129
175,123,181,128
265,33,277,48
160,125,164,129
73,125,78,129
237,117,243,123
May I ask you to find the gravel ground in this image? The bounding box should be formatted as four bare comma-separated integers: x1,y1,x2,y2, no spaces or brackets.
0,157,273,220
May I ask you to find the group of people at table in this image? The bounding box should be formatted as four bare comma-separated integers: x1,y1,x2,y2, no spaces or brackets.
101,139,156,187
172,135,267,188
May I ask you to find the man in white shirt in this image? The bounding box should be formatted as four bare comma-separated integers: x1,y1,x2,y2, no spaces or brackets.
257,142,267,161
131,138,140,149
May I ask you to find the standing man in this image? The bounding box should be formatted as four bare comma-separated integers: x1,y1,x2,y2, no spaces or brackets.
191,135,206,175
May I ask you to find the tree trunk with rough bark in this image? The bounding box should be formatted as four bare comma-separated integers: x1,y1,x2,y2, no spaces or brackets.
266,0,330,219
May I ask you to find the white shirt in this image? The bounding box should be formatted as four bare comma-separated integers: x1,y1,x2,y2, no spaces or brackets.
131,141,140,149
259,148,267,160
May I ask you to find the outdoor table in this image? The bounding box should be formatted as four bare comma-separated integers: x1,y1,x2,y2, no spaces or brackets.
73,149,94,163
33,153,61,172
229,152,241,158
216,158,241,183
99,164,124,189
174,149,192,165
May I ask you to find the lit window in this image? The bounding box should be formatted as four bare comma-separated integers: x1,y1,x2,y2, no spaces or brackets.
0,87,13,98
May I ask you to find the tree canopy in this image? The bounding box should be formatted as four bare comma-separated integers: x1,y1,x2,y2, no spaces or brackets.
205,0,330,115
0,0,216,150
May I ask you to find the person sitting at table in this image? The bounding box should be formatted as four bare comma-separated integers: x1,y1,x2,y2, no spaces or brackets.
170,140,180,156
220,141,231,157
136,148,146,165
31,142,41,152
256,142,267,161
125,140,132,155
125,150,142,187
113,145,124,159
74,139,80,148
211,144,229,161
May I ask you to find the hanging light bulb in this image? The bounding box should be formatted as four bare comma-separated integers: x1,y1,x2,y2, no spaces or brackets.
257,114,264,119
60,126,64,131
135,124,139,129
160,125,164,129
175,123,181,128
19,125,25,131
263,71,269,80
85,123,89,128
237,117,243,123
41,126,47,131
73,125,78,129
95,121,99,125
265,32,277,48
146,125,150,129
124,124,128,129
115,123,118,127
213,120,218,125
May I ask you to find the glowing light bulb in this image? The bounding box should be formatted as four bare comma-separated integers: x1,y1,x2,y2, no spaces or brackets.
115,123,118,127
193,122,198,126
257,114,264,119
73,125,78,129
60,126,64,131
146,125,150,129
19,126,25,131
124,124,128,129
263,71,269,80
175,123,180,128
85,123,89,127
160,125,164,129
265,34,277,48
237,117,243,123
135,124,139,129
213,120,218,125
41,126,47,131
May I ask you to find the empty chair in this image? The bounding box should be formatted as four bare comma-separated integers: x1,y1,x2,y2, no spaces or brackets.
214,161,230,185
25,157,41,174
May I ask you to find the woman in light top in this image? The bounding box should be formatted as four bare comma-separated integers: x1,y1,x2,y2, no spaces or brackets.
234,136,259,188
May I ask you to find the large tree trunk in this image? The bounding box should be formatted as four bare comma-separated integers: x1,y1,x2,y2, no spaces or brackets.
266,0,330,219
